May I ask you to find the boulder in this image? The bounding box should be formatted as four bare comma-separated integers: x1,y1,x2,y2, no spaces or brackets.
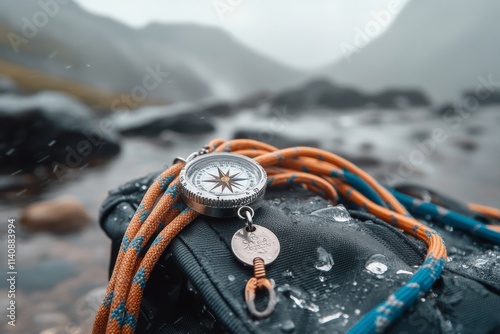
272,78,431,111
0,91,121,177
20,195,92,233
114,102,216,136
233,130,319,148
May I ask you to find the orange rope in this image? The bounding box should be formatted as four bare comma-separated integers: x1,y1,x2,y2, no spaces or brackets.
93,138,450,334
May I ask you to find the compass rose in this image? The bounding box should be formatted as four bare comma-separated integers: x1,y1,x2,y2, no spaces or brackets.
204,167,249,193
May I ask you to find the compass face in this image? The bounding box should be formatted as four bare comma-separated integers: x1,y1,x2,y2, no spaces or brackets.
179,153,267,217
195,163,254,196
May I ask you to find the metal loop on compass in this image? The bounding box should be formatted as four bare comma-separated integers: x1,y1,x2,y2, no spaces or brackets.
237,206,255,232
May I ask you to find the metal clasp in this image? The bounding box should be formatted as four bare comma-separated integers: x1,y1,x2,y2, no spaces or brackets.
173,145,210,164
237,206,255,232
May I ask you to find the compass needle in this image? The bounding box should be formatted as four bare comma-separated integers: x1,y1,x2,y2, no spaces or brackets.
179,152,266,216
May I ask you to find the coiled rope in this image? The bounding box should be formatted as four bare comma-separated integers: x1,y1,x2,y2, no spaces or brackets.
93,138,500,334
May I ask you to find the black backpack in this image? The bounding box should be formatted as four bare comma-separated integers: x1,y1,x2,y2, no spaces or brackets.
99,172,500,334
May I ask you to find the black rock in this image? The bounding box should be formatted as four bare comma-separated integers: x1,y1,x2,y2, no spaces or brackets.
233,130,319,148
435,103,456,117
273,78,431,111
115,103,216,136
0,91,121,177
198,99,233,117
463,90,500,106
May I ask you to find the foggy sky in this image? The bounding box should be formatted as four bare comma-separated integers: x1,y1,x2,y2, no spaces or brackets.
74,0,408,70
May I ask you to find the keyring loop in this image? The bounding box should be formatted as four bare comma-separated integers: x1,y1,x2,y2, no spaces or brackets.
237,206,255,232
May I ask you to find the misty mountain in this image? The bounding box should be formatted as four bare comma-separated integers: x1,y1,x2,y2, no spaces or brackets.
326,1,500,103
272,78,430,111
0,1,305,103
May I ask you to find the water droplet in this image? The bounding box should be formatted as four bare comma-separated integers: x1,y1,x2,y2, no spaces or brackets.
342,314,349,319
352,281,357,286
318,275,326,282
420,298,426,302
281,320,295,332
272,198,281,206
396,269,413,276
289,295,319,312
6,148,15,156
354,309,361,315
282,269,294,279
122,205,128,210
473,258,488,268
365,254,388,275
141,185,147,190
311,204,351,222
318,312,342,324
461,263,470,269
279,284,319,312
315,246,334,272
227,275,235,281
444,225,454,232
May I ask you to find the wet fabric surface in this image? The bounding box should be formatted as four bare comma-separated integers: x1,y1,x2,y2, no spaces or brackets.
100,173,500,334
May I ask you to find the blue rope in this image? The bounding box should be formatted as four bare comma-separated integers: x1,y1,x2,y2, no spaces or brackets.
389,189,500,245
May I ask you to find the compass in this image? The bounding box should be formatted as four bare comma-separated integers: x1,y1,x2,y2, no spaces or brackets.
179,152,267,217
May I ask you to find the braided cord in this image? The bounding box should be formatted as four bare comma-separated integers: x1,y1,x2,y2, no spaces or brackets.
93,138,498,334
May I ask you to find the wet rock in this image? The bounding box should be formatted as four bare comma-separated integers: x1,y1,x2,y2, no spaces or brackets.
236,91,272,110
233,130,319,148
0,76,17,94
463,90,500,106
199,99,233,117
0,91,121,177
20,196,92,233
115,102,215,136
452,138,478,152
272,78,430,111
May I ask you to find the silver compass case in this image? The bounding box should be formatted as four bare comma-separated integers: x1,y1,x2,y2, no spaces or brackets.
179,152,267,217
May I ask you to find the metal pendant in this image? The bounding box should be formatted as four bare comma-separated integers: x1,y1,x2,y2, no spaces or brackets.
231,224,280,266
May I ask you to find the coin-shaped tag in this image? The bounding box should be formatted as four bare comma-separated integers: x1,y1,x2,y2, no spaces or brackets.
231,225,280,266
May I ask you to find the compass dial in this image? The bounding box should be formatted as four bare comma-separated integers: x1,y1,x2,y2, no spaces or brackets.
179,153,267,217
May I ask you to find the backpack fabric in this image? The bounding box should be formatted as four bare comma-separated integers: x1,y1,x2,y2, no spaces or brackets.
100,172,500,334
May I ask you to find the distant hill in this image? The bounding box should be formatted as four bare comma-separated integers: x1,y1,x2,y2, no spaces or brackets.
0,1,305,104
326,0,500,103
272,78,430,111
